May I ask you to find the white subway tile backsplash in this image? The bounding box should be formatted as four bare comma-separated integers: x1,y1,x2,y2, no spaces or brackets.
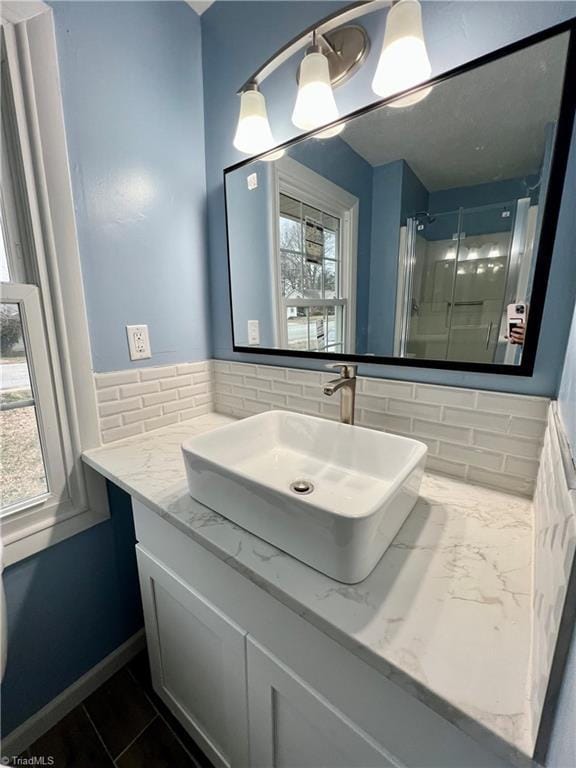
261,391,287,406
144,413,179,432
95,370,139,389
473,430,542,459
361,379,414,399
143,390,178,407
388,398,442,421
476,391,549,419
180,404,212,421
101,423,143,444
359,410,411,434
96,387,119,404
504,455,541,478
99,397,142,418
467,466,534,496
286,395,320,414
178,384,209,399
286,368,320,384
439,442,504,471
163,396,196,414
258,365,286,380
509,416,547,439
160,375,193,391
119,381,160,398
95,359,547,496
176,362,209,376
272,380,303,396
122,405,162,425
442,406,509,433
139,365,178,381
99,415,122,431
414,384,476,408
413,419,471,445
95,361,213,444
425,455,467,480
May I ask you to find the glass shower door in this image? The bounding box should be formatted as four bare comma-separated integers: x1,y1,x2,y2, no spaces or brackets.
404,211,460,361
445,203,515,362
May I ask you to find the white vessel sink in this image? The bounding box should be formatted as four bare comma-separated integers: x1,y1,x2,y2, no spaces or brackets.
182,411,427,583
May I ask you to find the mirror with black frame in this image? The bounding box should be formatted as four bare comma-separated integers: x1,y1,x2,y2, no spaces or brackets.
225,28,574,372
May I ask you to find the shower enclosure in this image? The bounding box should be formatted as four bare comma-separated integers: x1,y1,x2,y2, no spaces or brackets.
394,198,538,364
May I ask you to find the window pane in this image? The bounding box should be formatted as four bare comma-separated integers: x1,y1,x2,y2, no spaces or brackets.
326,305,343,347
0,302,48,511
308,306,325,351
279,216,302,252
324,260,338,299
303,261,322,298
281,250,303,299
286,307,309,350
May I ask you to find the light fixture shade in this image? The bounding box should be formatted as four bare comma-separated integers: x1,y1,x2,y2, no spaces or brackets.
371,0,432,105
233,88,276,155
292,50,340,131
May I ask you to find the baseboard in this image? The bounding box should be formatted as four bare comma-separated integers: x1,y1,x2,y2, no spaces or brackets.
1,629,146,757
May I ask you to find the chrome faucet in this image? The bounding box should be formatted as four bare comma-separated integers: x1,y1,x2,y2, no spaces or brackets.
323,363,358,425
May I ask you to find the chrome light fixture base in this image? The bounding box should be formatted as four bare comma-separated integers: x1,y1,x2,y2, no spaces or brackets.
296,25,370,88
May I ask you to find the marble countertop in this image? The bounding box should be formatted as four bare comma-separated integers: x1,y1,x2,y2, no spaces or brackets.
83,413,534,766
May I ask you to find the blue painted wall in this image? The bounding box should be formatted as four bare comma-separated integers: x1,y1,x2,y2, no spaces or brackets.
51,0,210,372
1,484,142,735
368,160,403,356
227,161,277,348
203,0,576,396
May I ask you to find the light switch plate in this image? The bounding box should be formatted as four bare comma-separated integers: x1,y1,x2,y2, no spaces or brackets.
126,324,151,360
247,172,258,190
247,320,260,345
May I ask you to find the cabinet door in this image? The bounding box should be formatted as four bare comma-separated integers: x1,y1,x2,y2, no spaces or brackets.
247,638,403,768
136,545,249,768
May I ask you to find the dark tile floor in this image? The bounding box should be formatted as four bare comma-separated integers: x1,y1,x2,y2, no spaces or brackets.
18,649,215,768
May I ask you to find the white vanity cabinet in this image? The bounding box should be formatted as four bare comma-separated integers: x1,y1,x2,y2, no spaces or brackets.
132,499,512,768
136,546,249,768
247,638,400,768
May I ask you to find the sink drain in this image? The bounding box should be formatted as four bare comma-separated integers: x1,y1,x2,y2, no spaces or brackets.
290,479,314,495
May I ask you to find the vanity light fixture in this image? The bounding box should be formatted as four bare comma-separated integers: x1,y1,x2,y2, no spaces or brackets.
233,84,280,156
292,35,344,136
233,0,431,157
371,0,432,106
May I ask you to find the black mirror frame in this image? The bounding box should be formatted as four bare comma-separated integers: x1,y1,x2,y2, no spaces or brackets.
224,20,576,377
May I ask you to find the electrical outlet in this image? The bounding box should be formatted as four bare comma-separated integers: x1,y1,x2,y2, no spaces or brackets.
247,320,260,345
126,324,151,360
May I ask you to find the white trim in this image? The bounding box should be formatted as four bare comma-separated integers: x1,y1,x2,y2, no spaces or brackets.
0,630,145,757
0,2,47,25
0,6,109,562
272,157,358,354
394,226,408,357
1,282,68,516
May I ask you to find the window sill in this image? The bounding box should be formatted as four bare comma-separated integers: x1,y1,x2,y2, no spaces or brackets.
2,501,109,567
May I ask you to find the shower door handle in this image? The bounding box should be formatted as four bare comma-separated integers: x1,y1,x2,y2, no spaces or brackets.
485,322,493,349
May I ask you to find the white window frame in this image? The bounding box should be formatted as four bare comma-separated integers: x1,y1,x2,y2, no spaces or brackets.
270,157,358,354
1,3,108,565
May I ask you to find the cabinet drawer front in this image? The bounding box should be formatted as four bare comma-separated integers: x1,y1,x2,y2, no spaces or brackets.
247,638,403,768
136,545,249,768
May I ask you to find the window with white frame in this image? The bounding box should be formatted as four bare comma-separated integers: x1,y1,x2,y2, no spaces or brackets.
0,7,106,565
1,36,73,522
273,158,357,354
